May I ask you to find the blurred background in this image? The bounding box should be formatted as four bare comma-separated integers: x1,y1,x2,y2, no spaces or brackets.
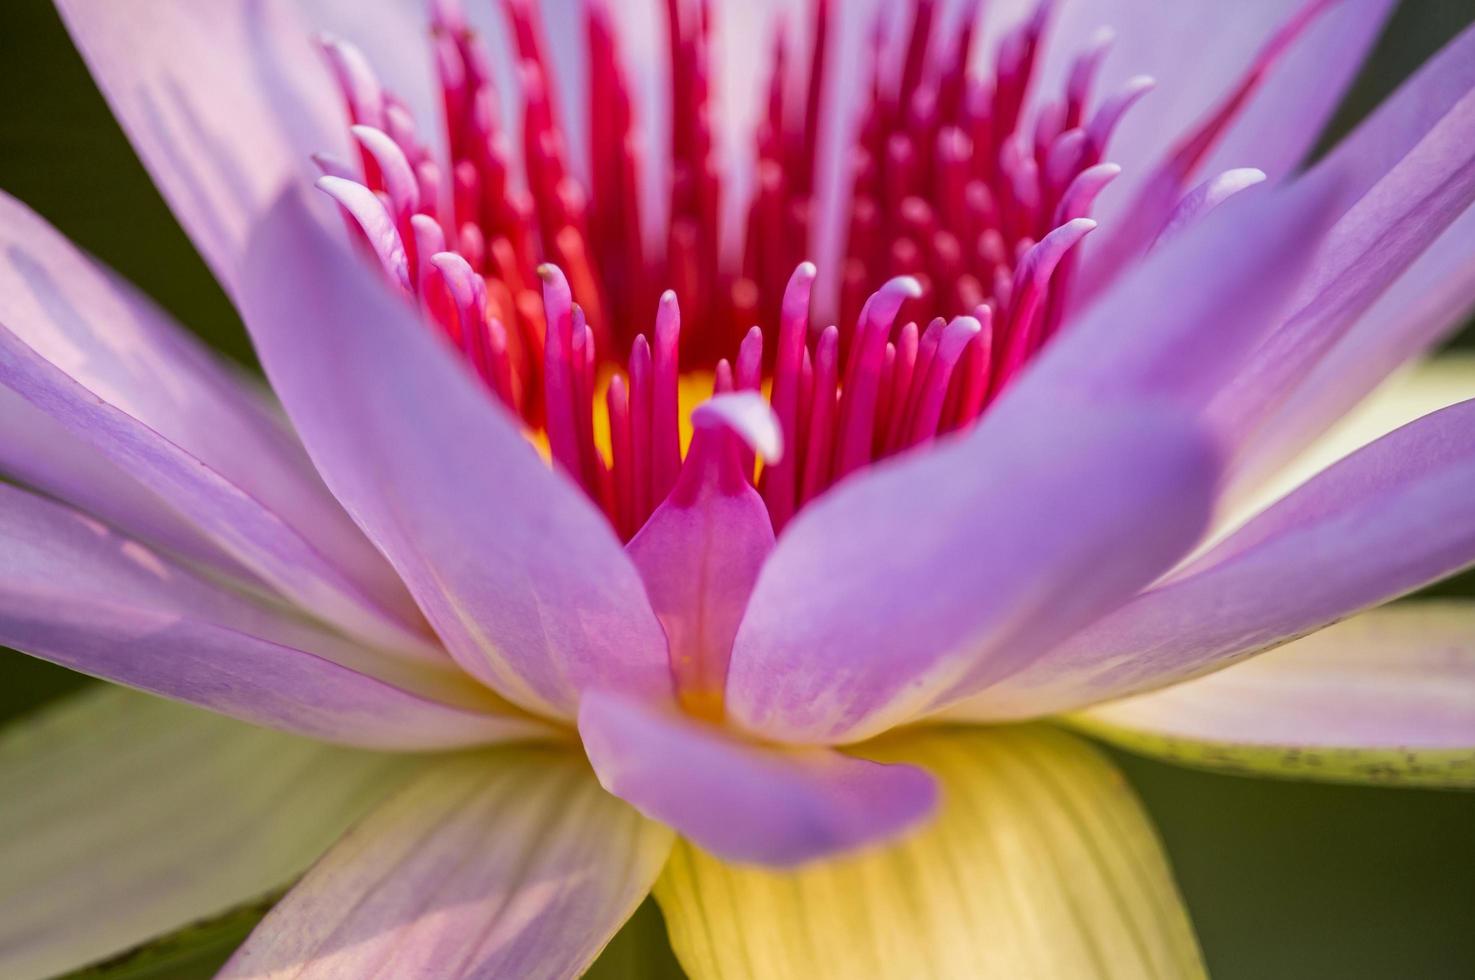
1,1,1473,977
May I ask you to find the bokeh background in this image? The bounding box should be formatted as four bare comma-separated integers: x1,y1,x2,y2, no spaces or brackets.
1,1,1473,977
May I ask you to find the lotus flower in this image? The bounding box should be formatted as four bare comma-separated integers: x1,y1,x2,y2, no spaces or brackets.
2,0,1474,976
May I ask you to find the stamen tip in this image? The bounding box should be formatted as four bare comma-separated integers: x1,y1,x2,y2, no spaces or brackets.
694,392,784,463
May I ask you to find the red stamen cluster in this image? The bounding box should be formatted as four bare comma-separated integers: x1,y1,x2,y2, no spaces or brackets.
315,0,1150,536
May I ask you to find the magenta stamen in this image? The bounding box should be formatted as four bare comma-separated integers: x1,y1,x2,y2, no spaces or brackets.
312,0,1194,539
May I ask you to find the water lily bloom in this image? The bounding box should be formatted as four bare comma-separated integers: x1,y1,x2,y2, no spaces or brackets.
3,0,1475,975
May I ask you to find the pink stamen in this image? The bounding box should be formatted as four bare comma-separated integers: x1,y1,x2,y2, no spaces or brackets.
313,0,1241,540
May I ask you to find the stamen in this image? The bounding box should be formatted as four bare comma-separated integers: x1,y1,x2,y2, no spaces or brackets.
312,0,1284,540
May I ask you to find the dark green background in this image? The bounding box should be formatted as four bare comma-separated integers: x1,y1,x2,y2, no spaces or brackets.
2,2,1474,977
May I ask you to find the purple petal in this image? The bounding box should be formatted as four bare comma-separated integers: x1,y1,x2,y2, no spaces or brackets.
240,191,670,721
0,192,428,652
0,383,235,576
0,482,543,750
52,0,350,296
1220,24,1475,495
220,747,673,980
578,691,936,867
627,394,778,715
724,400,1219,745
1071,603,1475,787
1009,173,1340,415
0,687,416,980
958,398,1475,721
1052,0,1393,228
1231,204,1475,503
1209,28,1475,464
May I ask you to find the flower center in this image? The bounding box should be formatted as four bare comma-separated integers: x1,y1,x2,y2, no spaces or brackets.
314,0,1139,537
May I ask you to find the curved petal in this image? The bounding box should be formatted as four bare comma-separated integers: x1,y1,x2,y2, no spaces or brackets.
956,398,1475,721
1210,24,1475,473
0,383,234,575
1225,353,1475,529
654,725,1204,980
1069,603,1475,788
219,747,673,980
578,691,936,867
1044,0,1392,202
240,190,670,721
0,686,415,980
626,395,778,714
0,192,428,653
1229,201,1475,501
725,400,1219,745
1011,174,1339,415
52,0,345,296
1064,0,1394,284
0,482,543,750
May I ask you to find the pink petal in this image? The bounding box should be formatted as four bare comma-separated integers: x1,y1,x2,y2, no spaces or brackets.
0,383,234,577
957,398,1475,721
53,0,346,296
724,178,1338,746
1217,23,1475,496
578,691,936,867
0,483,542,750
1047,0,1393,227
627,394,778,715
1011,175,1340,415
1210,32,1475,460
724,399,1219,745
220,747,673,980
240,190,670,721
0,193,430,653
1071,603,1475,787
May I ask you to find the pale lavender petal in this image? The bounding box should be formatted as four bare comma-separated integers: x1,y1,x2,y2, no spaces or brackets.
0,192,428,651
0,383,236,576
1228,203,1475,502
1007,175,1339,415
1070,604,1475,787
627,394,777,714
578,691,936,867
241,191,670,721
724,400,1219,745
220,747,673,980
722,179,1334,747
1227,25,1475,490
1210,25,1475,469
53,0,348,296
0,687,415,980
957,399,1475,721
0,482,542,750
1046,0,1393,229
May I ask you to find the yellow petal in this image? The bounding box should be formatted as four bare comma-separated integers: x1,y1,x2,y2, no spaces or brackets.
654,724,1203,980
